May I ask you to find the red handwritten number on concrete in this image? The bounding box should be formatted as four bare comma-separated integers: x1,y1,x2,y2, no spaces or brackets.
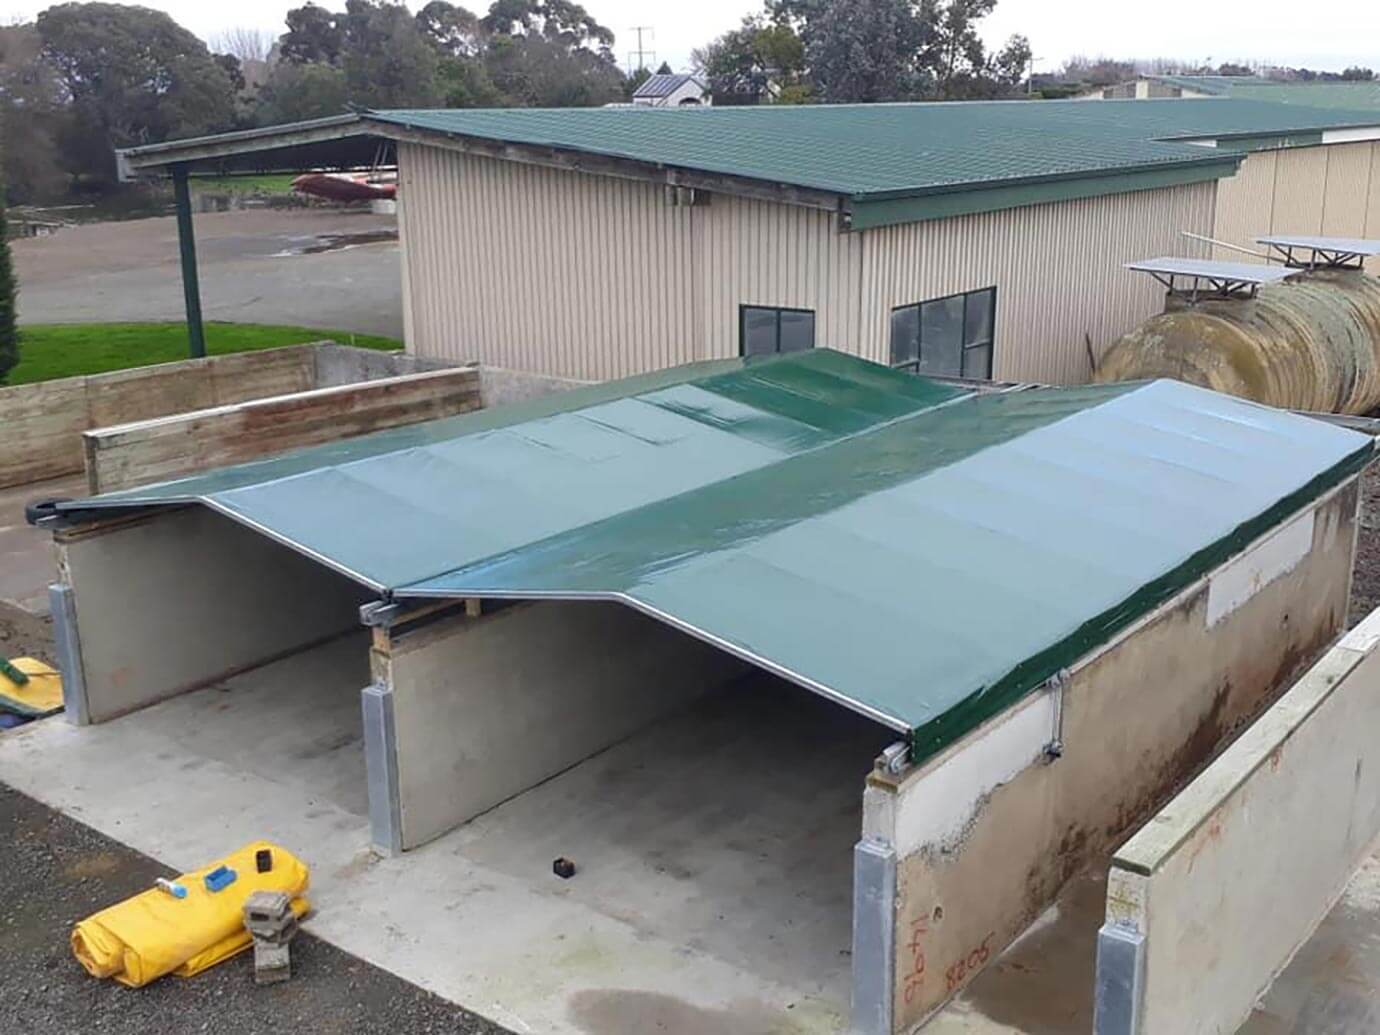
944,933,994,993
902,918,928,1003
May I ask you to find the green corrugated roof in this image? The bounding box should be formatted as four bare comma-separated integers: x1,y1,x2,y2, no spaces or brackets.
58,350,1373,758
1152,76,1380,110
370,98,1378,202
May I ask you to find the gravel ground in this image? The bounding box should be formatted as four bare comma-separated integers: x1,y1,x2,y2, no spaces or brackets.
0,783,510,1035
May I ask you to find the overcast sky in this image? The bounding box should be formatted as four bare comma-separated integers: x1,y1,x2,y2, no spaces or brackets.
4,0,1378,76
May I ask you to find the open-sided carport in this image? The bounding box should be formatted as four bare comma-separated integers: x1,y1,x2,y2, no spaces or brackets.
42,349,1373,1031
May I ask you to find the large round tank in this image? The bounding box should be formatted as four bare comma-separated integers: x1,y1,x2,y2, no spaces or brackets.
1095,269,1380,414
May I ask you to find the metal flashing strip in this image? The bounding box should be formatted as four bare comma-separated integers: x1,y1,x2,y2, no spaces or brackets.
49,583,89,727
1093,923,1146,1035
361,683,402,856
851,838,898,1035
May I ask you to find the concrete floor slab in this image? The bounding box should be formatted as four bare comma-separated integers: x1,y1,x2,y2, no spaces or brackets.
0,642,888,1035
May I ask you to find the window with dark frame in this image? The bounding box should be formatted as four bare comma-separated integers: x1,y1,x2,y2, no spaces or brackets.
739,305,816,357
889,287,996,379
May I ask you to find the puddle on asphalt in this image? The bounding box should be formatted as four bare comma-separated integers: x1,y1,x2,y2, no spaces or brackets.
271,229,399,257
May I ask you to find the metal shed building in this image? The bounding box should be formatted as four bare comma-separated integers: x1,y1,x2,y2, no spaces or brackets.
43,350,1373,1032
120,98,1380,387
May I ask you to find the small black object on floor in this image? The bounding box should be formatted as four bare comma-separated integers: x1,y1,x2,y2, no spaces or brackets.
552,857,576,879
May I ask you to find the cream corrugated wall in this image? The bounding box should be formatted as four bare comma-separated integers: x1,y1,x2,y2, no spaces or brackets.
858,184,1217,382
398,141,1213,384
1213,142,1380,274
399,142,698,380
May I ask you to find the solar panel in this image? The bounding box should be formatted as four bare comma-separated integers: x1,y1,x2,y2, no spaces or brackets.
1126,257,1296,282
1256,235,1380,256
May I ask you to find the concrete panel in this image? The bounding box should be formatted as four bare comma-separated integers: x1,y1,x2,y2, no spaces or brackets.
82,367,481,493
1097,606,1380,1035
58,507,372,722
376,600,752,849
477,365,586,407
311,343,452,387
0,345,317,490
867,481,1359,1030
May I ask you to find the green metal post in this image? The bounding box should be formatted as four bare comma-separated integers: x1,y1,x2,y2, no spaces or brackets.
171,163,206,359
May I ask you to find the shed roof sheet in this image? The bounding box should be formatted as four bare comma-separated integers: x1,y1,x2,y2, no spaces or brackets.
367,98,1379,201
60,350,1372,756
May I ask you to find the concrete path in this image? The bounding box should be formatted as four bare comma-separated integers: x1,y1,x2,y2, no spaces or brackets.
13,209,403,340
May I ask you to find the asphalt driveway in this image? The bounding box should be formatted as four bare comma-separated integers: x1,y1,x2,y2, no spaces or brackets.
13,208,403,340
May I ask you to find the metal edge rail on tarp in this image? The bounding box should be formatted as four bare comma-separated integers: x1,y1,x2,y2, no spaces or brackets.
45,351,1376,763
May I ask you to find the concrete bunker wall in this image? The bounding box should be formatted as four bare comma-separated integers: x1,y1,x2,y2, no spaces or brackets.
54,506,373,723
1095,606,1380,1035
366,601,755,853
858,478,1360,1032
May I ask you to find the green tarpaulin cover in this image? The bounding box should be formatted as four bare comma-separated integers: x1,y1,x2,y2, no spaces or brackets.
60,350,1373,757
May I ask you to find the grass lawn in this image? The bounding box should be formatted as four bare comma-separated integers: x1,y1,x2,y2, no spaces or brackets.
190,173,300,195
6,322,401,385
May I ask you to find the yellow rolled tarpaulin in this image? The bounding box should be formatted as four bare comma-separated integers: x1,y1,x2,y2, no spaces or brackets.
72,841,310,988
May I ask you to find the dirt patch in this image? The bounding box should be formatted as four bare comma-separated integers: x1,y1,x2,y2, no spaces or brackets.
0,600,55,664
1349,459,1380,628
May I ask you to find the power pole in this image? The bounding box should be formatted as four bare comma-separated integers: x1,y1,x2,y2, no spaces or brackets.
627,26,655,75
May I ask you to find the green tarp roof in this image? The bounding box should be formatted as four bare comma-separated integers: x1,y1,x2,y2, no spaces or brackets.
60,350,1373,757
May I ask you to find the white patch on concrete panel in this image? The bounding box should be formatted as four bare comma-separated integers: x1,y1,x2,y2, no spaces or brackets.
885,690,1055,858
1206,510,1314,628
1341,606,1380,655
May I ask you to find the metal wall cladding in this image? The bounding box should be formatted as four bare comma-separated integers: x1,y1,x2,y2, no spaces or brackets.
1096,270,1380,414
1212,142,1380,276
396,141,1215,386
856,182,1216,384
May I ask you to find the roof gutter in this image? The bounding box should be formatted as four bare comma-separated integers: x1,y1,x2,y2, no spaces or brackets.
845,156,1241,230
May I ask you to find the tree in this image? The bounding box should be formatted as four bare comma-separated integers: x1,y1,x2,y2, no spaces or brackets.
337,0,442,108
36,3,237,184
655,60,672,75
0,24,67,202
416,0,483,56
1342,66,1376,81
1061,55,1135,88
479,0,624,107
802,0,932,102
254,60,350,123
692,16,807,104
0,115,18,383
280,3,345,64
213,27,274,64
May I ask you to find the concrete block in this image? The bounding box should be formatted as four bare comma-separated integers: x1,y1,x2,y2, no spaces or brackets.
1097,603,1380,1034
252,940,292,985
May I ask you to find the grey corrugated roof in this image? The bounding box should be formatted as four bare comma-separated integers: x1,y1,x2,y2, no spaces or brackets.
633,73,699,99
57,349,1373,758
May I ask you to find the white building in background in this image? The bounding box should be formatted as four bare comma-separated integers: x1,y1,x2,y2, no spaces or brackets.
631,72,711,107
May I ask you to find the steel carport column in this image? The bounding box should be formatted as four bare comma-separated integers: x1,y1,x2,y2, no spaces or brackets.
171,162,206,359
